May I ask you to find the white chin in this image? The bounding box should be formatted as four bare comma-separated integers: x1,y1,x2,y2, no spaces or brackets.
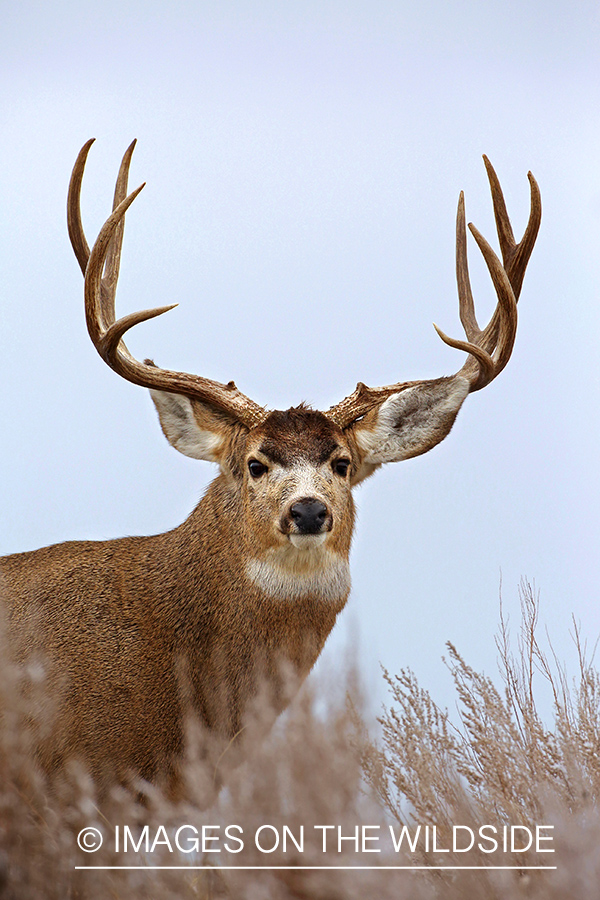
289,533,327,550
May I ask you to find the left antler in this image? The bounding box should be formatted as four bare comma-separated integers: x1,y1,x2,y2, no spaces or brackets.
67,139,267,428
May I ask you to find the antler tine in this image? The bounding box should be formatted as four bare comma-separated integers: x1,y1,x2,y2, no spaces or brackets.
67,138,95,276
84,185,149,352
68,138,138,336
484,156,541,299
455,190,482,343
325,159,540,427
79,143,267,429
102,139,137,330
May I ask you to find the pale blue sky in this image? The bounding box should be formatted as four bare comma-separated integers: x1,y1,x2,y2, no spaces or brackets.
1,0,599,715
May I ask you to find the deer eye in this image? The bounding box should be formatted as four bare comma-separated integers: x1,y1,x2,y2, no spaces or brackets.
333,458,351,477
248,459,268,479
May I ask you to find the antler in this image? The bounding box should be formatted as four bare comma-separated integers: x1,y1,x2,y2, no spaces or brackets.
326,158,541,428
67,140,267,429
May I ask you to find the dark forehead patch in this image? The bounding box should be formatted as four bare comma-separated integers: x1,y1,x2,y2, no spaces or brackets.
256,406,344,467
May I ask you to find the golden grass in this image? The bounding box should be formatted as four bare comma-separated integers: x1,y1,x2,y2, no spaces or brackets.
1,580,599,898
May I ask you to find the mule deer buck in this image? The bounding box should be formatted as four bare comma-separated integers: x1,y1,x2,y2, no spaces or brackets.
1,141,541,794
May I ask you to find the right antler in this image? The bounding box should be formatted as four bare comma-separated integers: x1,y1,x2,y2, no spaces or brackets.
67,140,267,428
435,155,541,392
326,158,541,427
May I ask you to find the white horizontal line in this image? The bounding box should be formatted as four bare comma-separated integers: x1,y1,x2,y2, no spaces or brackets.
75,865,557,871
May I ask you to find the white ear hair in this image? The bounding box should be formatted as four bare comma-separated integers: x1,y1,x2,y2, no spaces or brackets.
150,390,223,461
355,377,470,465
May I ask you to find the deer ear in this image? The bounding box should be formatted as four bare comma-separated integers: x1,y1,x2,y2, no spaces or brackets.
350,376,470,471
149,389,241,462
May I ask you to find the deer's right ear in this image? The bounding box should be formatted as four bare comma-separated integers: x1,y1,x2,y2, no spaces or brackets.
149,389,241,462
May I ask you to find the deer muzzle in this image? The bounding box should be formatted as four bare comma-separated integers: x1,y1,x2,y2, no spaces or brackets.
282,497,333,538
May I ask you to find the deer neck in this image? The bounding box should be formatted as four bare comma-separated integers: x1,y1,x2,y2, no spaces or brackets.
169,473,350,673
176,474,351,601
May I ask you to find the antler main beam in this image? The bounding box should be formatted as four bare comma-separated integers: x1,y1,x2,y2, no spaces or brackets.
67,140,267,429
326,159,541,428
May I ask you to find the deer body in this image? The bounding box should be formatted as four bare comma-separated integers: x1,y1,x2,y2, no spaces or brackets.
2,407,355,788
1,141,541,792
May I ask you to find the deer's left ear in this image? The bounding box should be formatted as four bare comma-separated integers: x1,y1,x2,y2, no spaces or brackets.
348,376,470,483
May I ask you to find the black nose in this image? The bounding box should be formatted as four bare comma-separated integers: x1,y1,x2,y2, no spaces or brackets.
289,498,329,535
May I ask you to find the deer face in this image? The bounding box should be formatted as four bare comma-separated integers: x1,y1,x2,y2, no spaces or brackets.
242,408,357,558
150,394,358,596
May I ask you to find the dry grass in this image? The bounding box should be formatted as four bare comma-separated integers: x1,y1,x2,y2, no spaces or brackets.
362,579,600,897
2,580,600,898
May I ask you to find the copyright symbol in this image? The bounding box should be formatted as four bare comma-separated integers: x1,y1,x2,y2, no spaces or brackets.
77,827,103,852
